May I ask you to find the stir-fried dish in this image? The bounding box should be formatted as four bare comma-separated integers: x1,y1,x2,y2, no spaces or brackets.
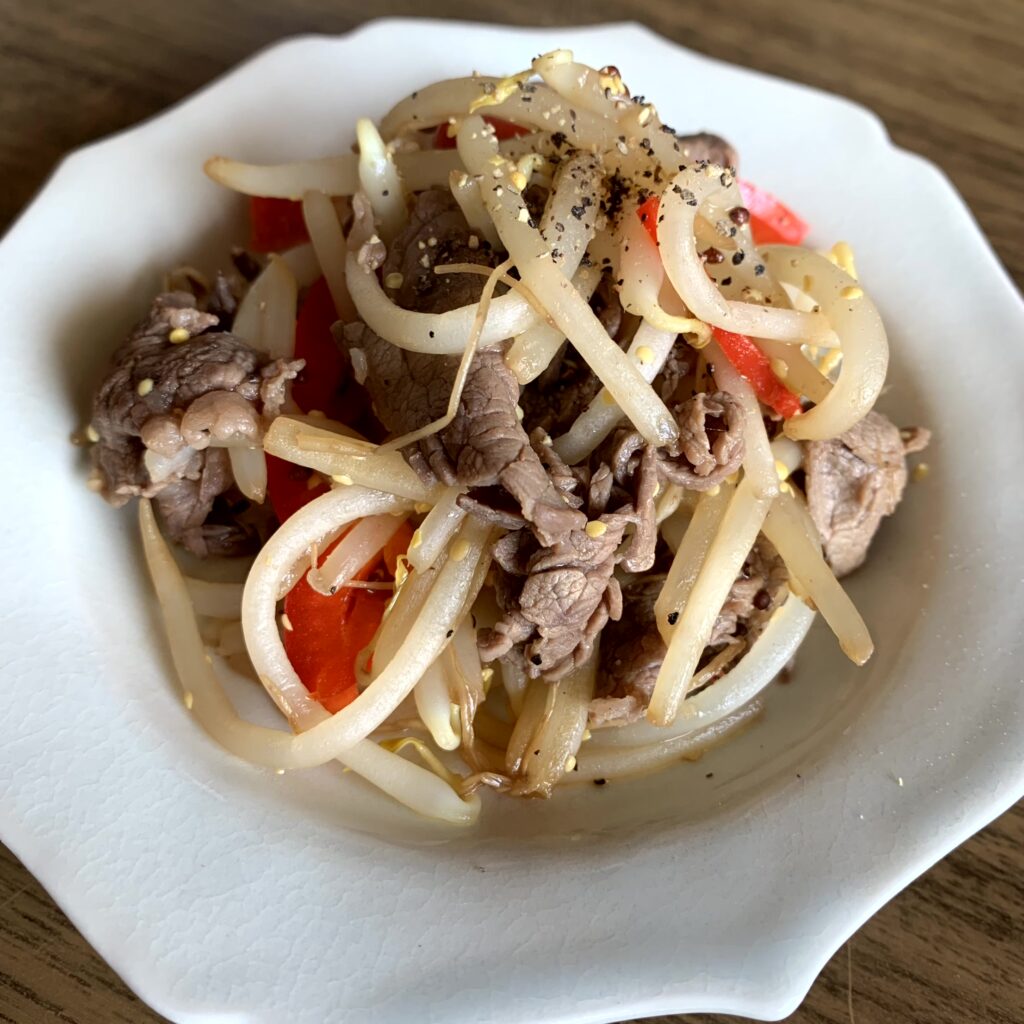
84,51,929,824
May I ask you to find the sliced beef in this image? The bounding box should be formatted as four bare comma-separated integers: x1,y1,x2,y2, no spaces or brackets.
90,291,302,556
429,347,586,546
591,575,666,727
652,342,692,404
591,541,787,727
591,272,624,341
382,188,494,313
519,341,606,438
600,391,745,501
479,490,631,680
707,540,788,648
600,430,660,573
659,391,745,488
339,320,457,482
676,132,738,170
338,192,585,547
804,411,931,578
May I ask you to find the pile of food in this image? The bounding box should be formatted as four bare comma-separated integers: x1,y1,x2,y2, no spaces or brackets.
84,51,928,824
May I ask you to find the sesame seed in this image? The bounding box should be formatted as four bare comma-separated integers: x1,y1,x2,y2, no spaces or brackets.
515,404,524,420
410,528,423,549
450,539,470,562
585,521,608,538
774,460,791,481
280,613,294,632
467,234,480,249
136,378,154,397
840,285,864,300
636,345,655,365
275,769,286,776
183,690,194,710
428,236,438,247
332,474,353,485
168,327,190,344
85,474,104,492
510,170,527,191
384,272,404,289
707,484,721,496
85,424,100,443
912,462,930,482
517,207,530,222
563,756,577,773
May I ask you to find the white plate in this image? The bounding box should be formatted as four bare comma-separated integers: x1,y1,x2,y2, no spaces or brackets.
1,18,1022,1024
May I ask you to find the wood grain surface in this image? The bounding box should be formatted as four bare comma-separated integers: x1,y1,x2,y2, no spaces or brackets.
1,1,1021,1022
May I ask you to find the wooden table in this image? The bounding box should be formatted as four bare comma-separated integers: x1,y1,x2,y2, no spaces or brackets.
1,2,1021,1021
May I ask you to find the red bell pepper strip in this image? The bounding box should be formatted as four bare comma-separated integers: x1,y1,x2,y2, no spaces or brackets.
292,276,350,421
711,327,803,419
434,116,531,149
636,195,661,246
737,180,809,246
282,521,413,712
249,197,310,253
265,454,329,524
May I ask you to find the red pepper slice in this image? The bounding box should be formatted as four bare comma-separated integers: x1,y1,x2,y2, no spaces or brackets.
292,276,350,421
282,521,413,712
636,195,661,246
249,196,310,253
265,454,329,524
637,183,809,251
282,539,383,713
737,180,809,246
434,116,531,149
712,327,803,419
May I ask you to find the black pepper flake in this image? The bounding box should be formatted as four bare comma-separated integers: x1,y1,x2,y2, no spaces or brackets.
667,610,679,625
428,330,435,338
551,131,567,149
555,220,565,233
382,189,389,197
681,188,698,207
446,629,454,638
594,778,607,786
705,772,714,779
754,263,766,276
721,276,732,286
411,91,418,98
531,654,543,666
570,204,586,220
732,251,745,265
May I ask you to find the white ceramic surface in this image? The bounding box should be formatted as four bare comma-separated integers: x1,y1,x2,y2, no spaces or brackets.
1,18,1022,1024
